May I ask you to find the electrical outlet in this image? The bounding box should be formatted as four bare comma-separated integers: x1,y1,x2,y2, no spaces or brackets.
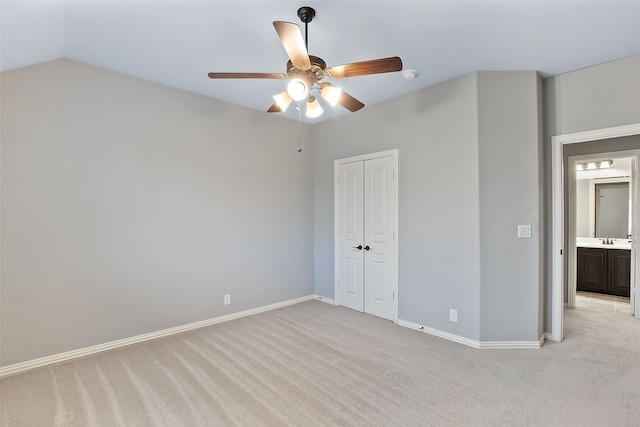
224,294,231,305
449,309,458,322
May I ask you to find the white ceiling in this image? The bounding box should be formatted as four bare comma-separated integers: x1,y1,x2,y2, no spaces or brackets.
2,0,640,123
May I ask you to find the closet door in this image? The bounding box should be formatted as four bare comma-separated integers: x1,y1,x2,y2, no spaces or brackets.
337,161,365,312
335,152,398,321
363,156,396,320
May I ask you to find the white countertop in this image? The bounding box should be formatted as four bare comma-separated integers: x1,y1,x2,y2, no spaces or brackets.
576,238,631,250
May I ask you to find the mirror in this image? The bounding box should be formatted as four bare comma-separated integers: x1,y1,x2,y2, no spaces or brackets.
595,182,629,238
575,157,632,239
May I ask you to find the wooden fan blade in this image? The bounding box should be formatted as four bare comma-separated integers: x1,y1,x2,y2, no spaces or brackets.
326,56,403,79
273,21,311,67
267,103,282,113
338,90,365,112
208,72,284,79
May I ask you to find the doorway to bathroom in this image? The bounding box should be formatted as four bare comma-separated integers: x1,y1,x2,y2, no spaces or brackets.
551,124,640,343
568,153,635,316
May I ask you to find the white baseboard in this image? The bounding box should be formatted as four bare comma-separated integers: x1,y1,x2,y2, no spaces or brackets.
479,335,545,349
397,319,544,349
0,294,315,378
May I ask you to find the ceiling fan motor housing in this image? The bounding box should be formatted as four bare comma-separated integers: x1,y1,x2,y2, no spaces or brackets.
286,55,327,86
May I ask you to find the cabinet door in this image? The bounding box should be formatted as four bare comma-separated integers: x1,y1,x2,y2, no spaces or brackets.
577,247,607,293
608,249,631,297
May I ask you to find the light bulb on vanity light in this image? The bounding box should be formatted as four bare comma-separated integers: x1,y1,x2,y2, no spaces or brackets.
599,160,613,168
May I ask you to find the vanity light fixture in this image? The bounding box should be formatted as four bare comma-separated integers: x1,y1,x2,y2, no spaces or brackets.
576,159,613,171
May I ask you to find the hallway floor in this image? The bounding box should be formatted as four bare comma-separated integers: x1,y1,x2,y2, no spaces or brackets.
576,291,631,315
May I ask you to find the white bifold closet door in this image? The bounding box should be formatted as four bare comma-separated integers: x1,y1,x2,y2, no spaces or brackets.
336,155,397,321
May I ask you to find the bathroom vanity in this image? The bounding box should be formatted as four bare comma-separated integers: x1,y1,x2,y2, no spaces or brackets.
576,241,631,297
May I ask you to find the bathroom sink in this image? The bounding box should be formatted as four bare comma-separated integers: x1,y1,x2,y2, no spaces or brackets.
576,240,631,250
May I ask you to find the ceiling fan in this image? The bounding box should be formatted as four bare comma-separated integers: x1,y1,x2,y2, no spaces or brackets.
208,6,403,118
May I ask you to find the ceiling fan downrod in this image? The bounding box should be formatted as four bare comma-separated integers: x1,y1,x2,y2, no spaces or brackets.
297,6,315,52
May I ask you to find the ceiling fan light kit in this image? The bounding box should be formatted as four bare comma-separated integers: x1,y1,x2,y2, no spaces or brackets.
208,6,403,119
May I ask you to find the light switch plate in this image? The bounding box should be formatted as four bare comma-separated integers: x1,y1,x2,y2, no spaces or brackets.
518,224,532,239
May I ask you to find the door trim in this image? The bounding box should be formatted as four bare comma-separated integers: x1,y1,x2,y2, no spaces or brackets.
334,149,399,322
551,123,640,342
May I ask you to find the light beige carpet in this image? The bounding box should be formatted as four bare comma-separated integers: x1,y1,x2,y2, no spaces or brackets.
1,300,639,426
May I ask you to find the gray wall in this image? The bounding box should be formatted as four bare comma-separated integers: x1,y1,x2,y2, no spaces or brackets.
544,54,640,331
313,71,543,342
1,59,314,366
477,72,543,342
313,73,483,340
544,55,640,137
576,179,589,237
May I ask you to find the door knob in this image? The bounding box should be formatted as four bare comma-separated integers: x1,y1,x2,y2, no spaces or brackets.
352,245,363,250
364,245,371,251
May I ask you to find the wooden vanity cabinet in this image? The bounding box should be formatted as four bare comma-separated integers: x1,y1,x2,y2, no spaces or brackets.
608,249,631,297
577,247,630,297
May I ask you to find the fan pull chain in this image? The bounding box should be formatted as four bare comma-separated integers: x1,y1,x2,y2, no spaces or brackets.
297,107,302,153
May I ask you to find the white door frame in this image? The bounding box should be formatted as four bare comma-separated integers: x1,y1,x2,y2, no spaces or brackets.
334,149,399,322
551,123,640,342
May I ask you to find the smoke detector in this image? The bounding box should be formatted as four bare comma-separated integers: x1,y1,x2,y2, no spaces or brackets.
402,69,418,79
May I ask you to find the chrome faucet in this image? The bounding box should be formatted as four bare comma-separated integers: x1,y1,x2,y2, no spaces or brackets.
602,236,614,245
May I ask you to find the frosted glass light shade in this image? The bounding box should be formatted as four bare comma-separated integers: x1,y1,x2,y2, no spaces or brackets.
320,84,342,106
272,91,292,112
287,78,308,101
306,96,323,118
599,160,613,168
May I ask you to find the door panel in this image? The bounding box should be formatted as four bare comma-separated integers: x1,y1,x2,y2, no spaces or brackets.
345,257,359,295
364,156,396,320
371,261,386,302
337,162,364,312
